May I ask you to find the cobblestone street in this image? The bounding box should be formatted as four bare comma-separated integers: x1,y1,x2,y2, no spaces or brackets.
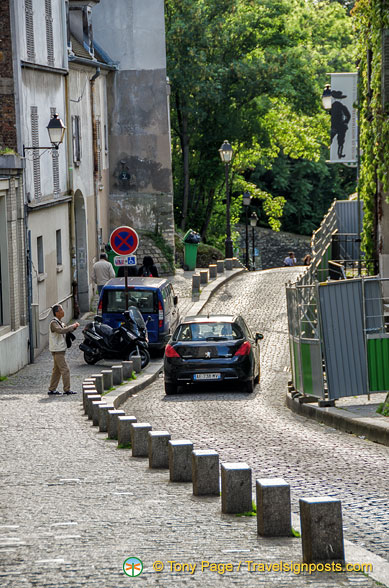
0,268,387,587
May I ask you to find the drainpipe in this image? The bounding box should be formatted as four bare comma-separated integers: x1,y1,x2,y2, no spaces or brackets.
64,69,79,317
90,67,101,259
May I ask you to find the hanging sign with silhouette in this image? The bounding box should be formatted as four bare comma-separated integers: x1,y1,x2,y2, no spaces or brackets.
329,73,358,164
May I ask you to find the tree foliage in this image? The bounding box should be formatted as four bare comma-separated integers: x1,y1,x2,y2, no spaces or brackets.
166,0,355,246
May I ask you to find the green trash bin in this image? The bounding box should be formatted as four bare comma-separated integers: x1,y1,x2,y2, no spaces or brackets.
105,245,119,276
183,230,200,271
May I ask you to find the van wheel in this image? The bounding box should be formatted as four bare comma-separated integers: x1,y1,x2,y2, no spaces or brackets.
165,382,178,395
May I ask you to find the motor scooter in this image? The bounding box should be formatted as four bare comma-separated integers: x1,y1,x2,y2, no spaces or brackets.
79,306,150,368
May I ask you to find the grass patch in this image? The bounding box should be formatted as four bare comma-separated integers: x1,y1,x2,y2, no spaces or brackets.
0,376,8,382
291,527,301,538
235,501,257,517
117,443,132,449
377,402,389,417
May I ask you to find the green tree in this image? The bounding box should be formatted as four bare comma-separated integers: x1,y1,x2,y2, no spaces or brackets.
166,0,355,245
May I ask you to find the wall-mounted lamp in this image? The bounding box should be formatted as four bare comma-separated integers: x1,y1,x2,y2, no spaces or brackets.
23,113,66,157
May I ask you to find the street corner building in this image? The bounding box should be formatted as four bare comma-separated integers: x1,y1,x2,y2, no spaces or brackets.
0,0,174,377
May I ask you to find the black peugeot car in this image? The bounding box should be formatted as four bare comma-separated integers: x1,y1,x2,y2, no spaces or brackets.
163,315,263,395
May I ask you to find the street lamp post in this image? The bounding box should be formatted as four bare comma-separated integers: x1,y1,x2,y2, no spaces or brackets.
242,191,251,269
23,113,66,156
322,81,361,276
219,140,234,259
250,211,258,270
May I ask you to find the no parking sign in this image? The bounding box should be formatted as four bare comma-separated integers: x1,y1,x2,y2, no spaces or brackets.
109,226,139,256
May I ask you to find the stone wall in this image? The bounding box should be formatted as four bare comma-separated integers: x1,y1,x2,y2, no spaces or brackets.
0,2,17,150
236,224,311,269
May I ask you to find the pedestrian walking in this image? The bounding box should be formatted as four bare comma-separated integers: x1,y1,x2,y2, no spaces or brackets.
48,304,79,396
91,253,115,294
283,251,297,266
138,256,159,277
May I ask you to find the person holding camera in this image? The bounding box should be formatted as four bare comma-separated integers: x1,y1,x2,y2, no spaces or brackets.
48,304,79,396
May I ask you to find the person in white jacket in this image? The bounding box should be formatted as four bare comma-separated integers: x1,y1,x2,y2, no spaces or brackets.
48,304,79,395
91,253,115,294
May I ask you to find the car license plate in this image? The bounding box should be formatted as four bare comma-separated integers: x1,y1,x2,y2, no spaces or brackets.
194,373,221,381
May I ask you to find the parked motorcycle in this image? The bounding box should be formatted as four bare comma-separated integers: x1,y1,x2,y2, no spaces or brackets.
79,306,150,368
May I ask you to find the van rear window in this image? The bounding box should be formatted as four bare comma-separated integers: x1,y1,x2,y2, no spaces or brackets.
103,289,157,314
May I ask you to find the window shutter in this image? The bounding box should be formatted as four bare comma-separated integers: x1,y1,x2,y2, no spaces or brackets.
96,118,102,181
25,0,35,62
72,115,81,163
30,106,41,199
45,0,55,67
382,30,389,113
51,107,60,197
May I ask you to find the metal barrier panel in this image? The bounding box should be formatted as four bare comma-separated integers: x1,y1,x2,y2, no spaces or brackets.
364,278,385,335
292,337,301,392
300,339,324,398
318,280,368,399
367,335,389,392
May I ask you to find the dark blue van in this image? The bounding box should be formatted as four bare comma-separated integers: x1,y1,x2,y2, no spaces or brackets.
97,277,180,351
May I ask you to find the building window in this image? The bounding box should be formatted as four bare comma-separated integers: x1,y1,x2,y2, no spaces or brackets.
72,115,82,164
104,124,108,155
25,0,35,62
37,236,44,274
30,106,41,199
45,0,55,67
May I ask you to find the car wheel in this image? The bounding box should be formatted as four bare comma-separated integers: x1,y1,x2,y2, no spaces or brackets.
245,378,255,393
165,382,178,395
254,369,260,385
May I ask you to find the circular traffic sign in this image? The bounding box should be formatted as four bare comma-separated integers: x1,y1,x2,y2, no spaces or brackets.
109,226,139,255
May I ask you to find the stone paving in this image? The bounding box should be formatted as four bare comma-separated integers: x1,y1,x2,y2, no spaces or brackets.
123,268,389,563
0,267,386,587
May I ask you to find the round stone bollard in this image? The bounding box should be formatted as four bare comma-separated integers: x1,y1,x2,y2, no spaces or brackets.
216,260,225,274
92,400,107,427
122,360,134,380
224,258,233,270
107,409,125,440
131,423,152,457
256,478,292,537
148,431,171,469
91,374,104,395
102,369,113,390
169,439,193,482
112,365,123,386
98,403,115,433
118,415,137,447
221,462,252,514
299,497,345,564
209,265,217,279
86,394,102,420
131,356,142,374
192,450,220,496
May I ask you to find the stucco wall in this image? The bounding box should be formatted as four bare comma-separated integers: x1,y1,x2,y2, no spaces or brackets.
0,326,29,377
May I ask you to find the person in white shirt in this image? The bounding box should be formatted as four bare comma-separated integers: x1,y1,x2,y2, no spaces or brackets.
91,253,115,294
284,251,297,266
48,304,79,396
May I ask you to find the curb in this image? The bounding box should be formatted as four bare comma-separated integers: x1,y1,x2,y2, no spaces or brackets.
286,391,389,447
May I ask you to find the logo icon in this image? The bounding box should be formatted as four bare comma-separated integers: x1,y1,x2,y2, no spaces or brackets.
123,557,143,577
205,351,211,358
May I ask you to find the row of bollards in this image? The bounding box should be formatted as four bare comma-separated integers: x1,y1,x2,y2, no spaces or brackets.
192,257,244,294
81,381,345,565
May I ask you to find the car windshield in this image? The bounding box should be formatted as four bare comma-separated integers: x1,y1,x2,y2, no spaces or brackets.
104,289,157,313
176,322,243,341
